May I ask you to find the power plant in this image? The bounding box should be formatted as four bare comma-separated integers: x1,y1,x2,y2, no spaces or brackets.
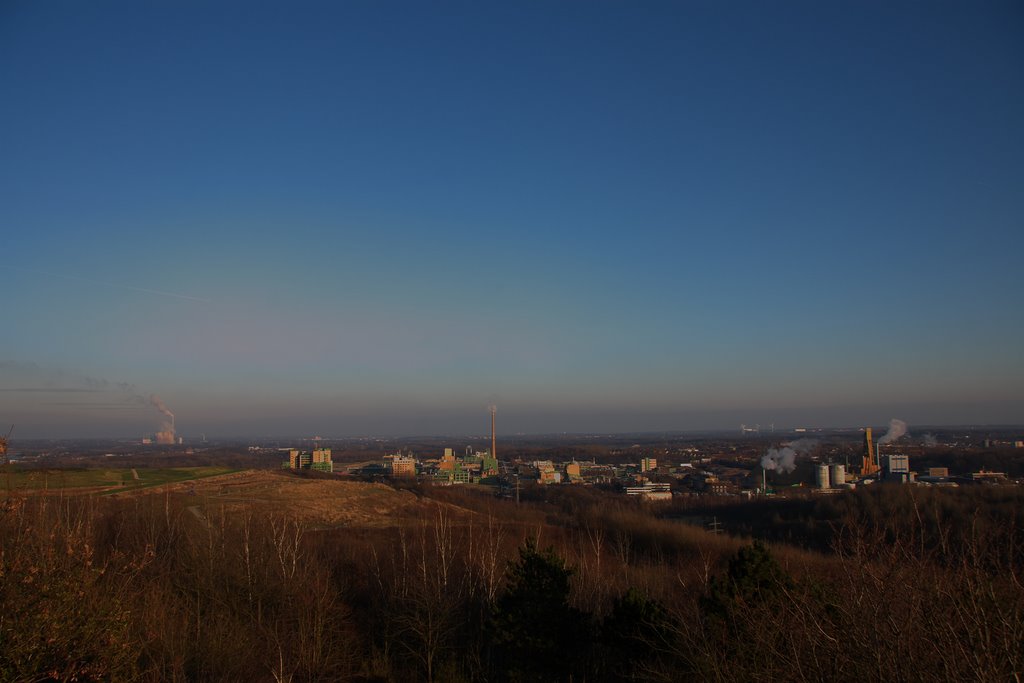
150,395,176,444
863,420,912,481
761,421,913,494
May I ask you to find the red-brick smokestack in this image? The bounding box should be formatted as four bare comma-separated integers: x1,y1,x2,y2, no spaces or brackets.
490,405,496,460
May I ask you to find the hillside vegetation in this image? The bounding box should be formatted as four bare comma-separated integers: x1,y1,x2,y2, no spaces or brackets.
0,471,1020,681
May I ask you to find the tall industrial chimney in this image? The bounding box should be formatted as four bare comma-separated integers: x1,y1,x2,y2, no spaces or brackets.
490,405,496,461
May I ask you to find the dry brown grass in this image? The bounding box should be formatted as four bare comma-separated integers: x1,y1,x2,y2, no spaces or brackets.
172,470,473,528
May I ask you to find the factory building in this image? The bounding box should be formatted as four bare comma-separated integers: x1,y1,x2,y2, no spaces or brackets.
433,449,470,483
155,431,176,445
884,452,912,482
390,453,417,477
625,482,672,501
426,409,501,484
431,446,498,484
534,461,561,484
970,470,1007,483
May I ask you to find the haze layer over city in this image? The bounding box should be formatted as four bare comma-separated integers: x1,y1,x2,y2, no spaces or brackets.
2,1,1022,438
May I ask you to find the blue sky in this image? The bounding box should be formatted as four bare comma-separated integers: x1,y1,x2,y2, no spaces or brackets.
2,1,1022,437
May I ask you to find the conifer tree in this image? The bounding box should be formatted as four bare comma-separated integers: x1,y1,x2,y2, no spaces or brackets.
489,538,590,682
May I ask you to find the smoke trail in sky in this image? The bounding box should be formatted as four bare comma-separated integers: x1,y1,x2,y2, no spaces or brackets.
878,418,908,445
785,437,819,452
0,362,177,438
149,394,174,421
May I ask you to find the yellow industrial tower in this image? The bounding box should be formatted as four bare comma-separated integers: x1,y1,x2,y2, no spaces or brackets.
861,427,879,476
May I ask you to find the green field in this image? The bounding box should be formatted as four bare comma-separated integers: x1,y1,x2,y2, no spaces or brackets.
1,466,239,492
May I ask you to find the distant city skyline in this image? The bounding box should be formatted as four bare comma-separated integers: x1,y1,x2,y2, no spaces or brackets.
2,1,1022,438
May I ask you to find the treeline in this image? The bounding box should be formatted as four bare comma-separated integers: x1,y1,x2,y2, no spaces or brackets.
672,485,1024,557
0,481,1022,681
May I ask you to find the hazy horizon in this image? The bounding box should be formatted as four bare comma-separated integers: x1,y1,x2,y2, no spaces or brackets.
3,1,1022,439
3,363,1021,440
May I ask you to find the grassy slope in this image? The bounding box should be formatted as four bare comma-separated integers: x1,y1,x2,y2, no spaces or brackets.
2,466,239,492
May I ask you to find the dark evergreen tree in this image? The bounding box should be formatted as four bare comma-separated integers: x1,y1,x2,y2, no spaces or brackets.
488,538,591,682
601,587,676,681
702,540,793,620
696,541,800,679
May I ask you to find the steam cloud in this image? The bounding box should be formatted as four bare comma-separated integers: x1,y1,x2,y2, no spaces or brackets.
878,418,908,445
922,433,938,447
150,394,176,444
760,438,819,474
149,394,174,420
1,362,177,442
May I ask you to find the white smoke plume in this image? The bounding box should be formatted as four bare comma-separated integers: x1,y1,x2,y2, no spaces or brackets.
878,418,908,445
760,438,818,474
922,433,938,447
785,437,819,452
0,362,180,441
760,447,797,473
149,394,174,420
150,394,176,444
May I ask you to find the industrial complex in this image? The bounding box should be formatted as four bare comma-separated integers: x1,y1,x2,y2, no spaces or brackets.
277,417,1018,502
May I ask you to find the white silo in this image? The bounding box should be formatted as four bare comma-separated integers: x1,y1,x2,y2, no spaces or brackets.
815,464,831,490
829,464,846,487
